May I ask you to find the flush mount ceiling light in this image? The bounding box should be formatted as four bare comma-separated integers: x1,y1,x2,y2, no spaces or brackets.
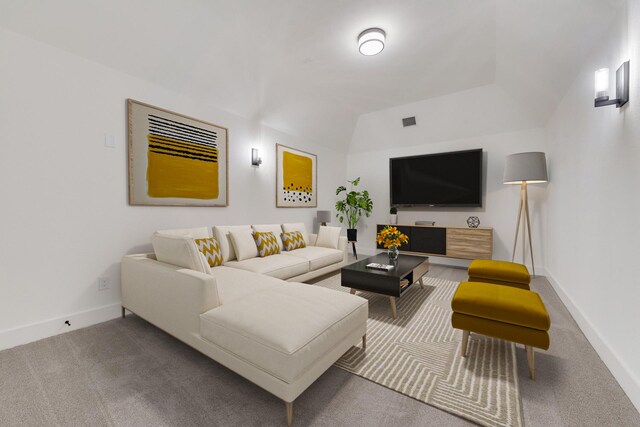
358,28,386,56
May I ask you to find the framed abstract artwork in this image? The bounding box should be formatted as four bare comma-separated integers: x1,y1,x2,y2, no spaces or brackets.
127,99,228,206
276,144,317,208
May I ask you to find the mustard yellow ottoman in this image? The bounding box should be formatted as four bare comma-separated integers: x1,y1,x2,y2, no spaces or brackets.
468,259,531,290
451,281,550,379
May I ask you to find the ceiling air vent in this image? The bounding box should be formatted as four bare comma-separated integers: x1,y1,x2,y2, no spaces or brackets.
402,116,417,127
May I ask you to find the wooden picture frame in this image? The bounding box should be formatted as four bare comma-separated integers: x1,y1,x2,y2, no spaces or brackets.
276,144,317,208
127,99,229,206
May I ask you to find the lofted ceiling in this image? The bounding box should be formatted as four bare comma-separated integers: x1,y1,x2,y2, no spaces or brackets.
0,0,626,151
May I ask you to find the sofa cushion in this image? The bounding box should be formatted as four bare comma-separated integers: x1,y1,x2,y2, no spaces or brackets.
224,254,309,280
281,223,310,245
151,233,210,274
284,246,343,271
156,227,212,239
213,225,252,262
252,231,281,257
210,266,284,304
315,226,341,249
229,229,259,261
281,231,306,251
200,284,368,383
252,224,284,251
195,237,224,267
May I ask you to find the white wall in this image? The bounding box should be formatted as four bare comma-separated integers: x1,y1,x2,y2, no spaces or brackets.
347,98,547,270
348,83,541,154
0,29,346,349
545,1,640,411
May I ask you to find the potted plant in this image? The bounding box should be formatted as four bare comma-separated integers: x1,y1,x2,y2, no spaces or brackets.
376,226,409,261
335,177,373,242
389,207,398,225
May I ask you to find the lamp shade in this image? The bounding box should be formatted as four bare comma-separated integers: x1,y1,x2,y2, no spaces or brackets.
503,152,548,184
317,210,331,223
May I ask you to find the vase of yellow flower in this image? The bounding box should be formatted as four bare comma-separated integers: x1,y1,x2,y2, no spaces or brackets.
376,226,409,262
388,245,399,261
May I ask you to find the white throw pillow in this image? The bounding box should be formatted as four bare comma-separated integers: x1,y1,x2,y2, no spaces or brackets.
229,229,259,261
151,233,210,273
156,227,212,239
252,224,284,251
316,226,341,249
213,225,252,262
281,223,310,246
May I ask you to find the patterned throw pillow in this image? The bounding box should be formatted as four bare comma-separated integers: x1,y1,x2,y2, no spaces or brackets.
194,237,223,267
281,231,306,251
252,231,281,257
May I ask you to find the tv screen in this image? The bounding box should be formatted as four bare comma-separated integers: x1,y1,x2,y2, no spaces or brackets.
390,149,483,207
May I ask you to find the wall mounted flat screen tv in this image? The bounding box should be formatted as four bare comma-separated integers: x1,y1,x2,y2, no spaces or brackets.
390,149,483,207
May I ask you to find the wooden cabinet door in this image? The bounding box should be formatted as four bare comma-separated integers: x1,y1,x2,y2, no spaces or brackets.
446,228,492,259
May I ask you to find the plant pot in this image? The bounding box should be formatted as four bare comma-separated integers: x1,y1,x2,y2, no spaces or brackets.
389,214,398,225
347,228,358,242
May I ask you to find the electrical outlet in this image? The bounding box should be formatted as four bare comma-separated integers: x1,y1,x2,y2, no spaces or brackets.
98,276,110,291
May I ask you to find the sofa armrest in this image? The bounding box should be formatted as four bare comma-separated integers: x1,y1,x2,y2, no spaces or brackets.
121,254,220,341
338,236,348,263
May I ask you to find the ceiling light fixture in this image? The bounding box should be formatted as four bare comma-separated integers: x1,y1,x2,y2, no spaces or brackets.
358,28,386,56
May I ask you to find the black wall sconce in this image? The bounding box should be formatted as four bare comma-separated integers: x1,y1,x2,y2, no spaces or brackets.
251,148,262,166
595,60,629,108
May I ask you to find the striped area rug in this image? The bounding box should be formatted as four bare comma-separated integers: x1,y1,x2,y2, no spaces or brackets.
320,275,523,427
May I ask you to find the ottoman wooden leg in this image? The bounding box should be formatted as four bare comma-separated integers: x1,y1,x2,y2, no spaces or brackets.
461,330,470,357
121,307,126,319
285,401,293,426
362,334,367,350
526,346,536,380
350,288,356,295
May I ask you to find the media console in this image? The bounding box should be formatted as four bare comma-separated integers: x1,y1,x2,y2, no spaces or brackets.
376,224,493,260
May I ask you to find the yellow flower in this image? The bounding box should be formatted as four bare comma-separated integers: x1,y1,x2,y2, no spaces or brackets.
376,226,409,249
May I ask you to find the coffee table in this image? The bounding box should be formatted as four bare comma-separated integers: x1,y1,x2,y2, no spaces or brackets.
341,253,429,319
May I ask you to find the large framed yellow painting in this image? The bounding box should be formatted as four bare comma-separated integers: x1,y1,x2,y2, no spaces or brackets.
128,99,228,206
276,144,317,208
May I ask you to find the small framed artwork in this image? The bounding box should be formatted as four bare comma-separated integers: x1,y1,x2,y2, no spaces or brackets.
127,99,228,206
276,144,317,208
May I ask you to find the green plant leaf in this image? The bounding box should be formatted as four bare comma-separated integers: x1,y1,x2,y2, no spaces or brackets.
335,177,372,230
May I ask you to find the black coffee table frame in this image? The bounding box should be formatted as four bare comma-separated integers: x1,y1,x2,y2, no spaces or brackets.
341,253,429,319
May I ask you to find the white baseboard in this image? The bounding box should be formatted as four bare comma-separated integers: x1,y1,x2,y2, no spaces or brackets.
0,303,122,351
354,246,379,256
546,270,640,413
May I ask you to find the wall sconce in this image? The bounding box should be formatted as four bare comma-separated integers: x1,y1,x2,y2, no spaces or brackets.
594,60,629,108
251,148,262,166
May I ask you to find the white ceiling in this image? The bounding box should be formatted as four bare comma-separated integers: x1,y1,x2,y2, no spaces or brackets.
0,0,626,151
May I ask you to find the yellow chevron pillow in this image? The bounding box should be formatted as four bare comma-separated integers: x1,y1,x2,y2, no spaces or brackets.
194,237,223,267
281,231,306,251
252,231,281,257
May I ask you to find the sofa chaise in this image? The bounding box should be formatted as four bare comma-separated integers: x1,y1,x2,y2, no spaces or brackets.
121,223,368,426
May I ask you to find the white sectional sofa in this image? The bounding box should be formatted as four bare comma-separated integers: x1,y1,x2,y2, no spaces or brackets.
121,223,367,426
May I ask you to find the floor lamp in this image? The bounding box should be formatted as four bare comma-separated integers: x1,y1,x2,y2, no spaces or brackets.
503,152,548,276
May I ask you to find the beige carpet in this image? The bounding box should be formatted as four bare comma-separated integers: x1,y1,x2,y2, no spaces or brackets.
318,274,523,427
